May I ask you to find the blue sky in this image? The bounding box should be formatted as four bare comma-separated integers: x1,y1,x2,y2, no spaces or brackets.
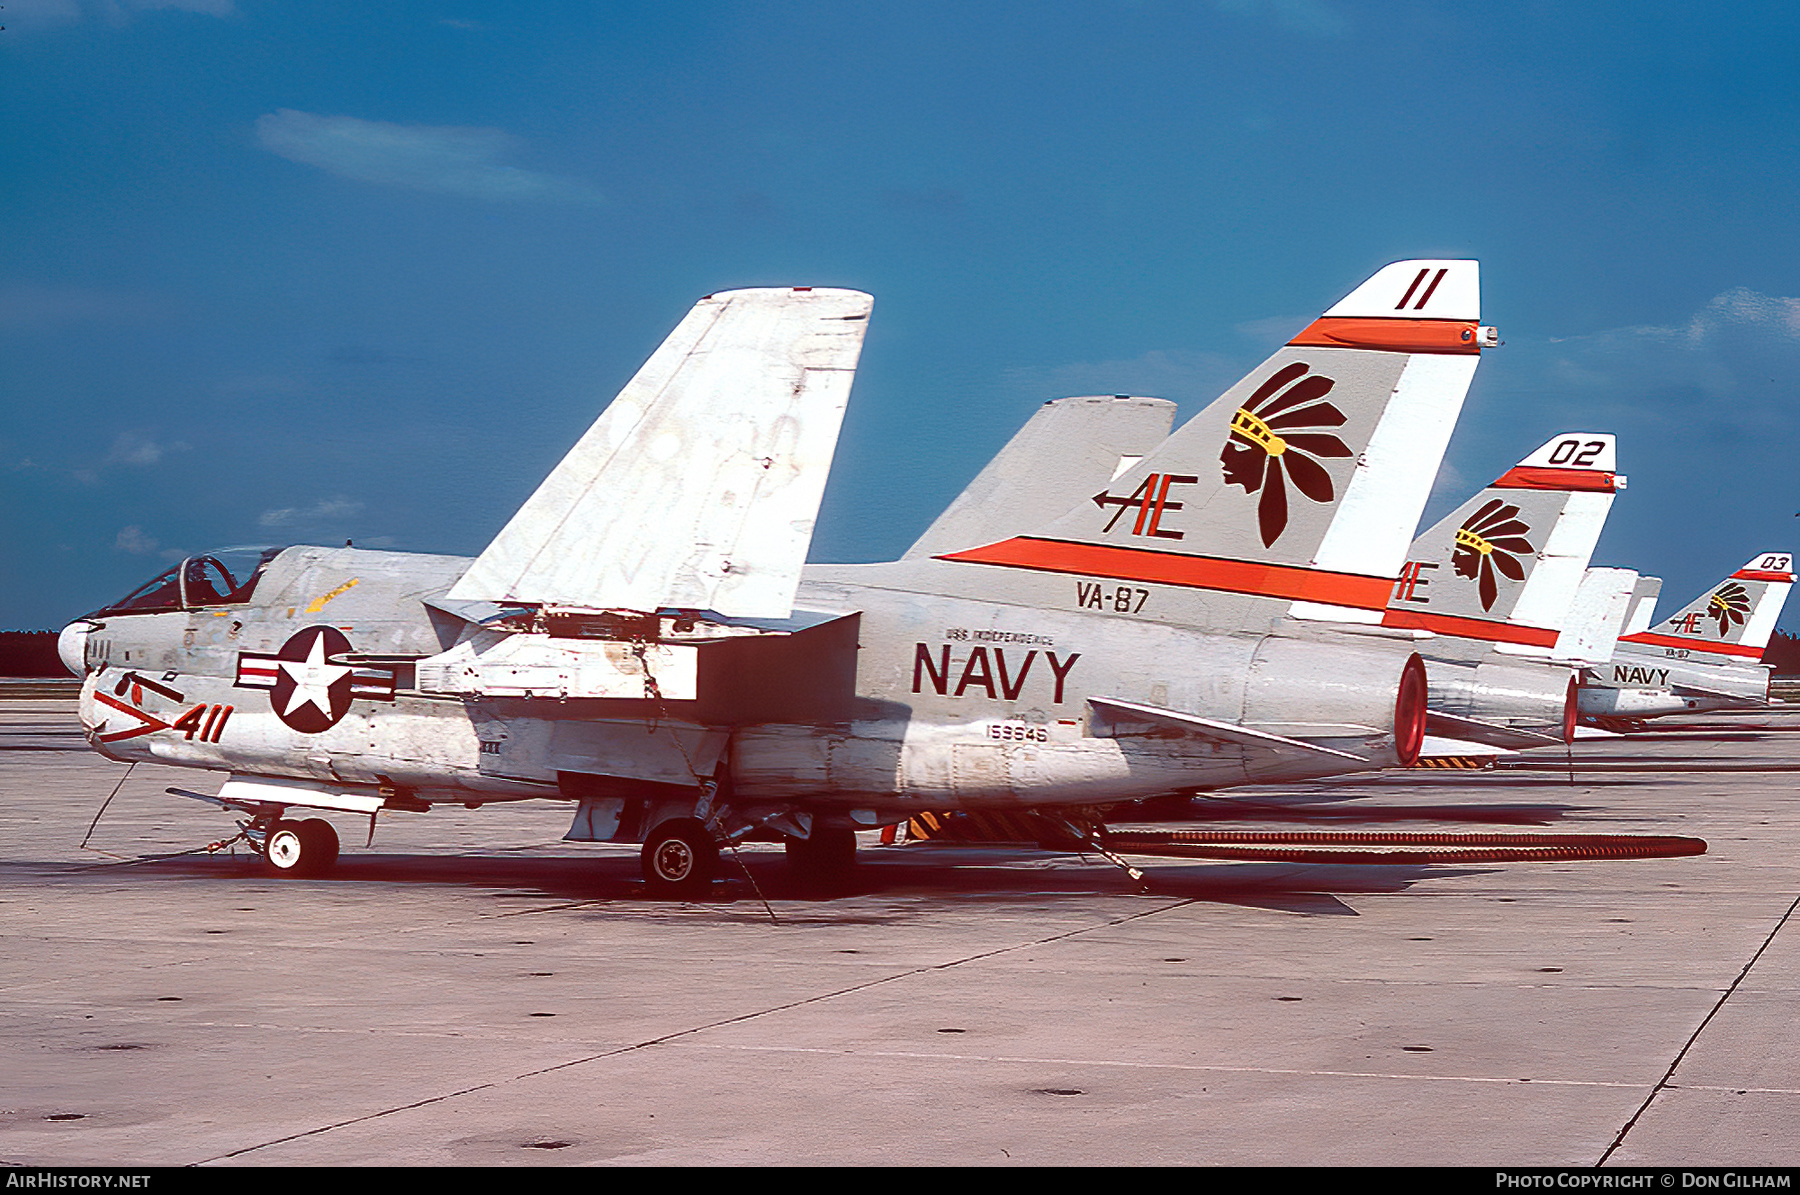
6,1,1800,629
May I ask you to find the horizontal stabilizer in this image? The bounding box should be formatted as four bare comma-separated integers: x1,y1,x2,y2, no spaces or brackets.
1089,696,1369,761
450,287,873,618
1424,710,1562,750
1417,735,1509,758
1669,682,1765,706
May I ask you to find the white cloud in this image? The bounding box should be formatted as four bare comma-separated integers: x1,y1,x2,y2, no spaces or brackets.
255,110,600,204
7,0,231,29
1232,312,1315,348
259,497,364,528
127,0,233,12
0,284,168,330
114,526,159,555
1534,286,1800,409
1215,0,1347,38
102,430,189,468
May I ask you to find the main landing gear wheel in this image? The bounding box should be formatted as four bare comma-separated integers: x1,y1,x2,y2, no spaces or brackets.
641,818,718,899
785,826,856,884
264,818,339,878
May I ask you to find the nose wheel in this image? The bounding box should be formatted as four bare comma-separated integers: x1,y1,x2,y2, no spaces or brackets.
262,817,340,877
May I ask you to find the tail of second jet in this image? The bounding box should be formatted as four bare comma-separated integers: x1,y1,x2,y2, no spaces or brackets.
935,260,1493,634
1383,433,1623,654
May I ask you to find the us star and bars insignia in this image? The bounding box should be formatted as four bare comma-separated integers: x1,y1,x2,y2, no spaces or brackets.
236,625,397,733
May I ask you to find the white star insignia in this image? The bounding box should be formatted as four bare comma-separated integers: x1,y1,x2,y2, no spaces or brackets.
280,633,352,720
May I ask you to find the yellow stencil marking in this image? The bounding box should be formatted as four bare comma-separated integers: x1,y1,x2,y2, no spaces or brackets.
304,578,360,614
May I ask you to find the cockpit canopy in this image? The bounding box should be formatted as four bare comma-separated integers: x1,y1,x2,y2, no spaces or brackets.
90,547,287,617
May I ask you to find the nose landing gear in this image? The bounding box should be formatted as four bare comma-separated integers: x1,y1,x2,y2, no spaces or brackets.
259,817,341,877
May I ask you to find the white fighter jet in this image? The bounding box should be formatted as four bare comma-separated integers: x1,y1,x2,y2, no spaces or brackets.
60,262,1495,894
1578,554,1795,729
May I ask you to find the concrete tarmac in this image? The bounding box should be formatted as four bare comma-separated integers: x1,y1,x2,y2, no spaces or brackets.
3,692,1798,1166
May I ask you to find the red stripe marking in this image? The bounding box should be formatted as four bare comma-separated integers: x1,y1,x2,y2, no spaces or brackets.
1491,466,1619,493
937,538,1393,609
1415,267,1448,310
1288,317,1481,355
1619,631,1765,659
93,690,171,742
1730,570,1795,583
1395,268,1428,311
1380,608,1560,647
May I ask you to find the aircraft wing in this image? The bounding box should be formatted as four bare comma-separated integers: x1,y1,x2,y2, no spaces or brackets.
1089,696,1370,761
449,287,873,619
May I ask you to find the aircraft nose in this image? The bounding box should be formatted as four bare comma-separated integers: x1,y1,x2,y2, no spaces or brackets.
57,620,94,676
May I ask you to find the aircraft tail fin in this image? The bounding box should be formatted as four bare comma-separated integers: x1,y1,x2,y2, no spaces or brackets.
1620,553,1795,660
934,260,1491,631
1552,567,1640,664
1382,433,1623,653
448,287,872,619
1621,575,1663,637
904,395,1177,561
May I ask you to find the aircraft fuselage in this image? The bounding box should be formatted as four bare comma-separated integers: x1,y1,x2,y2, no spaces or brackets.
73,545,1415,820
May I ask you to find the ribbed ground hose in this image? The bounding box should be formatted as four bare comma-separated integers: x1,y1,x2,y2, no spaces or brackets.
1101,828,1706,865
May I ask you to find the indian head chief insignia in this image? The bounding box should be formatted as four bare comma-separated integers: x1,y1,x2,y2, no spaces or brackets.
1451,499,1534,612
1220,362,1352,547
1706,582,1751,636
236,625,396,733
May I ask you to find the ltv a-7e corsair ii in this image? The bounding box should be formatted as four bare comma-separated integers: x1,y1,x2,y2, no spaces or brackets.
61,263,1497,895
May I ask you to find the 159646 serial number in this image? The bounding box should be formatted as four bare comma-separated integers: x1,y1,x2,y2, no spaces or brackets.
987,720,1049,742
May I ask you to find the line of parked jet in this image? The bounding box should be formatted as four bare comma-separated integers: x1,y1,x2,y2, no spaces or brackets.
56,261,1794,894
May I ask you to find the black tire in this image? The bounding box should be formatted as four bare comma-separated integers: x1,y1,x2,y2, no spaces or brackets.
296,818,340,871
264,820,327,878
641,818,717,898
785,826,856,882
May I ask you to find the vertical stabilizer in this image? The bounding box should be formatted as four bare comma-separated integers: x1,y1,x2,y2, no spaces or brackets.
935,260,1489,632
1620,553,1795,660
904,396,1177,561
1621,576,1663,637
1383,433,1623,654
1553,567,1639,664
